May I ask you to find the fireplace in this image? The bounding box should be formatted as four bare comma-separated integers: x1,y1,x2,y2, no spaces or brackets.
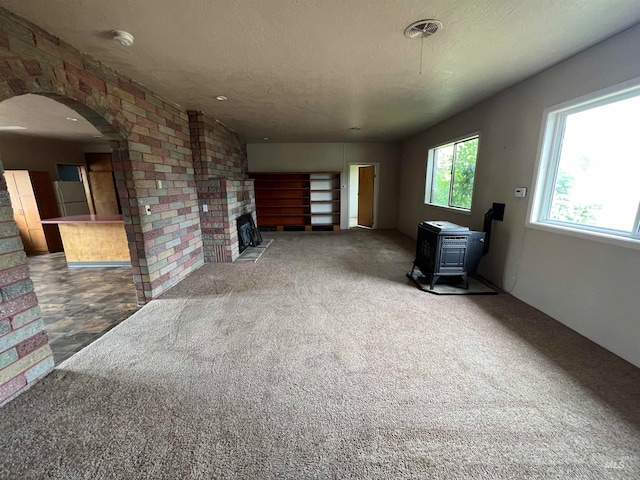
197,178,257,263
236,213,262,253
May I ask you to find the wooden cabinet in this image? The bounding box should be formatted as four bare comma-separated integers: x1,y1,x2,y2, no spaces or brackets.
249,172,340,231
5,170,63,254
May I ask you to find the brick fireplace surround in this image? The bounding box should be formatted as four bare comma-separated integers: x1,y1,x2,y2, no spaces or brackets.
0,8,256,404
188,112,256,263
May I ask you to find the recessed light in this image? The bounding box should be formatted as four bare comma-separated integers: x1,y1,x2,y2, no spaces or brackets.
0,126,26,131
66,117,78,122
215,95,228,101
349,127,361,131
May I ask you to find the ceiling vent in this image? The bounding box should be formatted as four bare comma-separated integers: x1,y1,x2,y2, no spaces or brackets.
112,30,134,46
404,19,443,39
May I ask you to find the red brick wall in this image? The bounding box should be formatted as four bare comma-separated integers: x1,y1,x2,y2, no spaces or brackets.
188,111,254,262
188,111,248,180
0,7,206,403
0,163,54,405
0,8,205,302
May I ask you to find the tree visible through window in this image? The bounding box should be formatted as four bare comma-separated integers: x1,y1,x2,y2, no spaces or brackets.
532,81,640,241
426,135,479,210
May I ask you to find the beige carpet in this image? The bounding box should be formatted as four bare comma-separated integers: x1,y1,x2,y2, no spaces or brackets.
1,230,639,479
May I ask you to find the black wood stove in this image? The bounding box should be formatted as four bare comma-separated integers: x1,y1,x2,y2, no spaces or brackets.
410,221,485,289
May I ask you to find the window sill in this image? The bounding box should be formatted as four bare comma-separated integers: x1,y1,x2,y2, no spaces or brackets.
526,220,640,251
424,203,472,216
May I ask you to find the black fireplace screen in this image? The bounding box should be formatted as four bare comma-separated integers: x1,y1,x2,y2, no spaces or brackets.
237,214,262,253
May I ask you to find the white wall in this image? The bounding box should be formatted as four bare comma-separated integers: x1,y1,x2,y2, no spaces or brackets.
247,143,400,229
0,135,100,179
398,23,640,367
348,165,359,220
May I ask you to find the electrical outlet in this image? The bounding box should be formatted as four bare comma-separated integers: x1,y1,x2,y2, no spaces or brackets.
202,204,208,212
145,205,151,215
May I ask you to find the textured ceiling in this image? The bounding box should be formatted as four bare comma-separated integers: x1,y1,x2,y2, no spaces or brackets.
1,0,640,142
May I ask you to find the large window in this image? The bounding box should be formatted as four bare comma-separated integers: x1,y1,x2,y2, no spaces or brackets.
530,80,640,244
425,134,479,211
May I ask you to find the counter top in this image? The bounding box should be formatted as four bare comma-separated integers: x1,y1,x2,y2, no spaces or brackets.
40,215,125,224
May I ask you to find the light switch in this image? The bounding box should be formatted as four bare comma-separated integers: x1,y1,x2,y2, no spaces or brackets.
514,187,527,198
202,204,208,212
156,180,163,189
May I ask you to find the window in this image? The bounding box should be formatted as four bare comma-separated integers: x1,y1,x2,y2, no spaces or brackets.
56,164,81,182
530,80,640,244
425,134,479,211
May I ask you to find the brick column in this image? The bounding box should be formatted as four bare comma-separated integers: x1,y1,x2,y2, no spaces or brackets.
187,111,254,263
0,162,54,406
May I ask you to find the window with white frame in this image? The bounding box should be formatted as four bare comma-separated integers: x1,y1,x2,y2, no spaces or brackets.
530,81,640,242
425,134,479,211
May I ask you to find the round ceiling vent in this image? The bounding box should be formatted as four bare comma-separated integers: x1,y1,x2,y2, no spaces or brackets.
112,30,134,46
404,19,443,39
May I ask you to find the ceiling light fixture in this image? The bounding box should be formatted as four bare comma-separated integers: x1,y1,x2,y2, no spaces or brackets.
0,126,26,131
263,137,270,140
112,30,134,46
215,95,228,101
66,117,78,122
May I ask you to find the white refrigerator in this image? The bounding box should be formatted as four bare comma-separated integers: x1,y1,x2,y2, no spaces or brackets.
53,181,90,216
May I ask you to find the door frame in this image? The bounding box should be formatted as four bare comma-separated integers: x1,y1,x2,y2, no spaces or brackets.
347,162,380,229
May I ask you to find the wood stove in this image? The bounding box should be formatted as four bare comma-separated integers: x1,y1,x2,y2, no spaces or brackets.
411,221,485,289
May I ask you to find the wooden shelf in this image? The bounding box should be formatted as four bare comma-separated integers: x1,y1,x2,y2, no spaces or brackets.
256,187,309,191
257,213,310,217
258,205,310,209
249,171,340,230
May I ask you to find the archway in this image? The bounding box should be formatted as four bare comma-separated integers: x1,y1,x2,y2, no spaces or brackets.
0,93,143,363
0,92,145,304
0,13,207,403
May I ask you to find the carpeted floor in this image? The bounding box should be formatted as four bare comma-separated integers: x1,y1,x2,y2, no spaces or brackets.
1,230,639,479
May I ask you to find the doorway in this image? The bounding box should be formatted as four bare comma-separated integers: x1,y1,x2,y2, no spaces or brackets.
348,163,379,229
0,94,139,364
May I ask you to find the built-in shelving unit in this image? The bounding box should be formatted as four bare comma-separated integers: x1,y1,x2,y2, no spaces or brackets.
249,172,340,231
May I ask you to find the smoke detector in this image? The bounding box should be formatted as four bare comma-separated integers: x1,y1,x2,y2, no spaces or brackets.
112,30,134,46
404,19,443,39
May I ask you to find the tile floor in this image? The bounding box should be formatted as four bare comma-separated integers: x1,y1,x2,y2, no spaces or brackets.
27,252,140,364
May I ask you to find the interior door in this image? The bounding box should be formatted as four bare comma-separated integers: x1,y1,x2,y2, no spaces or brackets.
86,153,119,215
89,171,119,215
357,166,375,228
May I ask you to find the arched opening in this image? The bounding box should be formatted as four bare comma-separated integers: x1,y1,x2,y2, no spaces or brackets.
0,93,142,363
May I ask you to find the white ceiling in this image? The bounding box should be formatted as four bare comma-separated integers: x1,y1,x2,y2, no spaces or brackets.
2,0,640,142
0,94,106,143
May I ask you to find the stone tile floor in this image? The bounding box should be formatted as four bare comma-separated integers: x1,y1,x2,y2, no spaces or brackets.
27,253,139,365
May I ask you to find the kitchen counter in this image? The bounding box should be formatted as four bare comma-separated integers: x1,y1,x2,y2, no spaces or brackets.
40,215,130,267
41,214,125,224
